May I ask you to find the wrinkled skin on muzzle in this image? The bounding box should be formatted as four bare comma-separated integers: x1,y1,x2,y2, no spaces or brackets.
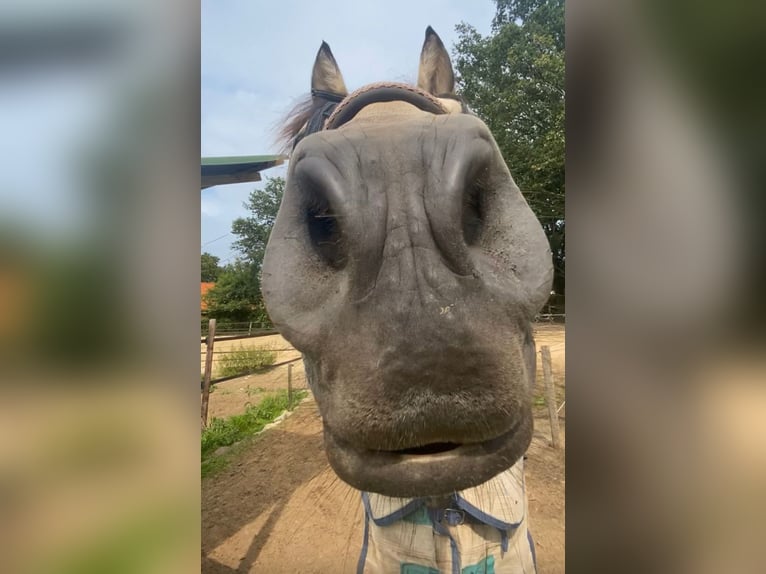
262,109,553,497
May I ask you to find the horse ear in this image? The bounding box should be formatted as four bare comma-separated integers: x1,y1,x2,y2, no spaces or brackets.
417,26,455,95
311,41,348,97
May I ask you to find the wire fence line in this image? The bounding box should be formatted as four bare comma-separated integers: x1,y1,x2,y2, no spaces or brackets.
201,320,262,333
535,313,566,323
205,355,307,388
200,327,277,342
200,319,565,385
200,348,310,428
199,318,566,376
200,318,564,432
200,344,301,386
203,315,565,337
202,348,297,355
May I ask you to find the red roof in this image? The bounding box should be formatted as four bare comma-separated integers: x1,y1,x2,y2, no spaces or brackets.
201,282,215,311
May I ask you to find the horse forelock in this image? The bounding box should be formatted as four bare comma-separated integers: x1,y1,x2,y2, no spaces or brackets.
276,94,329,153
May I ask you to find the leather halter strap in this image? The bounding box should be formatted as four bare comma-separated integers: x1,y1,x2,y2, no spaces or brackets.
292,82,449,150
325,82,448,130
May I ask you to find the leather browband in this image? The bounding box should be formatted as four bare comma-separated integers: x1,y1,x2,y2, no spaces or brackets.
292,83,450,150
325,82,448,130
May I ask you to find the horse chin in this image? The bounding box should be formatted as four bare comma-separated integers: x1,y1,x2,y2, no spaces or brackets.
322,412,533,498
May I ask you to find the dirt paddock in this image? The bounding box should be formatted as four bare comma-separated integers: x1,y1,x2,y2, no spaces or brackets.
202,324,565,573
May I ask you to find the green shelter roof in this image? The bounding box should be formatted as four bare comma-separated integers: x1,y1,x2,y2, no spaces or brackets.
201,155,287,189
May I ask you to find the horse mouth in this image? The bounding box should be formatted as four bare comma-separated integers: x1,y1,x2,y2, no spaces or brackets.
393,442,461,455
322,415,532,497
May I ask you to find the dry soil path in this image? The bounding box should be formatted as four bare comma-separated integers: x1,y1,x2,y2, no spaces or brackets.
202,326,565,573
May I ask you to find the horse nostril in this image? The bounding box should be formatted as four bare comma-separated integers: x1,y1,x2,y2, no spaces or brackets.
305,188,346,268
461,165,489,246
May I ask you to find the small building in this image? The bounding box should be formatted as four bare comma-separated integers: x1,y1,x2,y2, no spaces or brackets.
200,282,215,312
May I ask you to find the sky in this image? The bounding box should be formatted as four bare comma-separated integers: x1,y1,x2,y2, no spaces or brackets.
201,0,496,264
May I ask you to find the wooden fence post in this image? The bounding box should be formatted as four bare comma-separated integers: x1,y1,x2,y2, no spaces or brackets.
541,345,561,449
201,318,217,429
287,362,293,407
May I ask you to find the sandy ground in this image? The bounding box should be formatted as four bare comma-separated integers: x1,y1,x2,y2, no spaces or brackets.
202,335,304,421
202,324,565,573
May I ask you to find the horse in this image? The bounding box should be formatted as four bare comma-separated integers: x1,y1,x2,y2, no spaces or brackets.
263,27,552,573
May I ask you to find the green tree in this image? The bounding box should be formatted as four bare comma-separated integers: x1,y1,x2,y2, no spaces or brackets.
453,0,565,307
203,177,285,327
230,177,285,272
201,252,221,282
203,260,264,324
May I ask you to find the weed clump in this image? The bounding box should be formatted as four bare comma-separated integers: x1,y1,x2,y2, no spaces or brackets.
216,346,276,378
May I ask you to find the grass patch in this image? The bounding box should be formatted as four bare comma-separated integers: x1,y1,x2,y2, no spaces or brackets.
201,389,308,478
216,345,276,378
532,386,565,410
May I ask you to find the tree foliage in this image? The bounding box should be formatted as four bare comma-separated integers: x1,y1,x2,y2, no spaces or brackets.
203,260,265,324
201,252,221,282
230,177,285,273
453,0,565,305
204,5,567,319
202,177,285,326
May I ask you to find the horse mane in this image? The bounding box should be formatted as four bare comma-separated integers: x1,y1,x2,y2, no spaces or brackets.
275,94,328,154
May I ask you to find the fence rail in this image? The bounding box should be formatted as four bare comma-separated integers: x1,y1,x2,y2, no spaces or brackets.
202,316,564,339
200,320,565,380
535,313,566,323
200,330,279,344
204,355,303,387
201,319,565,428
